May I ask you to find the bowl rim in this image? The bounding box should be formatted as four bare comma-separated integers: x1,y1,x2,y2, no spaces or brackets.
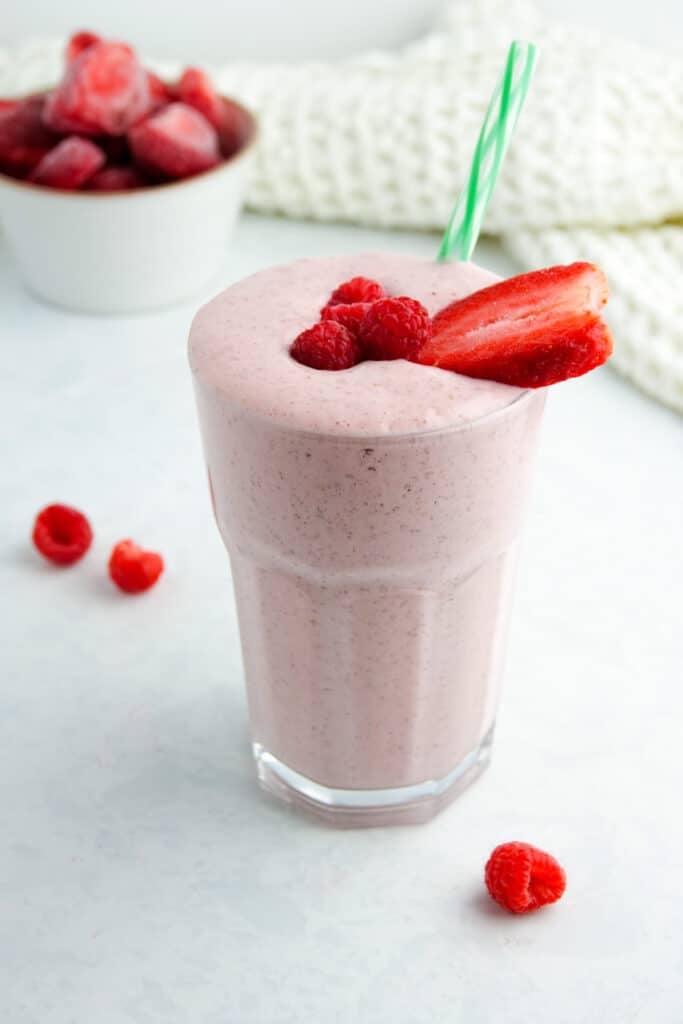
0,92,258,199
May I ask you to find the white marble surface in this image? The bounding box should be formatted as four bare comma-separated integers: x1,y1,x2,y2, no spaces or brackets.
3,215,683,1023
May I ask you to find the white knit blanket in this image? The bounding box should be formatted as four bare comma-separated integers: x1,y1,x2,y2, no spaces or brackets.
2,0,682,412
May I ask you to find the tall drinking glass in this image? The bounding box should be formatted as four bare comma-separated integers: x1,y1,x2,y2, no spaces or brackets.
190,252,545,826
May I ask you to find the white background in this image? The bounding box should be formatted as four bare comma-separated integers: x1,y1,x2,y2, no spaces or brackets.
3,0,683,59
2,2,683,1023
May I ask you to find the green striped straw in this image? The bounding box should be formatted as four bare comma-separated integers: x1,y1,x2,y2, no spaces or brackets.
437,40,538,263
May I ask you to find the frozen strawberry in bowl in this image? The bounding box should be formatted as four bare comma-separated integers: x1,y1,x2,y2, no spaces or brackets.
0,30,257,312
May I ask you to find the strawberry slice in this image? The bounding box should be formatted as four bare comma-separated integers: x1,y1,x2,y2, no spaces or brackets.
418,262,612,388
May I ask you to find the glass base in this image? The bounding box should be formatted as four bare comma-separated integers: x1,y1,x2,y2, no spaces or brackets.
253,726,494,828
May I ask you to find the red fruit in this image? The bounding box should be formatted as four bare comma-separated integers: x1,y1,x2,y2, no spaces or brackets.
32,504,93,566
28,136,105,189
108,539,164,594
87,165,145,191
128,102,220,179
177,67,223,129
66,31,101,63
29,136,105,189
43,41,151,136
147,72,175,110
0,95,60,175
359,296,432,361
418,262,613,388
485,842,567,914
217,98,252,158
290,321,361,371
329,276,385,306
320,301,372,335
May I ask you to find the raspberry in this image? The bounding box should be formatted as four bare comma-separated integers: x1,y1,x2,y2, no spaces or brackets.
29,136,105,189
128,102,220,179
359,296,432,361
108,539,164,594
0,95,60,176
290,321,361,371
328,276,385,306
320,301,372,335
32,504,93,566
485,842,566,914
327,276,387,303
87,165,146,191
43,41,151,136
217,99,252,158
65,31,101,63
177,68,223,129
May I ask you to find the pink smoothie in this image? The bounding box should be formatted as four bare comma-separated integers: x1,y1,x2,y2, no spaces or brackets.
189,252,545,824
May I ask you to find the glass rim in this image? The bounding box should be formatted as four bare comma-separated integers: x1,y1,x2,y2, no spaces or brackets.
195,376,541,443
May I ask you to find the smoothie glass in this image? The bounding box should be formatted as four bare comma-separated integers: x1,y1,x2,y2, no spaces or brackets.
190,253,545,826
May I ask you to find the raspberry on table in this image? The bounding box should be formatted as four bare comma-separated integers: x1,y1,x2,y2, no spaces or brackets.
32,504,93,566
485,842,567,914
128,102,220,179
177,68,224,130
359,296,433,361
43,40,151,136
328,276,385,306
28,136,105,189
290,320,362,371
320,301,372,336
108,539,164,594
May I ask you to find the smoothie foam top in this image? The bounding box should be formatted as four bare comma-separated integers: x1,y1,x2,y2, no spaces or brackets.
189,252,526,437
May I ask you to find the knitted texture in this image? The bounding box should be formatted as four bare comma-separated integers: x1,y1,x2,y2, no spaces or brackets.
1,0,681,411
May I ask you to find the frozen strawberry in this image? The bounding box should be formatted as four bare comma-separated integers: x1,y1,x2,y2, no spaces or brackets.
320,301,372,335
147,71,175,110
29,136,105,189
0,94,60,175
177,67,223,129
32,504,93,566
359,296,432,361
418,262,612,387
128,102,220,179
217,98,252,158
66,31,101,63
290,321,361,370
485,842,566,914
108,539,164,594
43,40,151,136
87,165,145,191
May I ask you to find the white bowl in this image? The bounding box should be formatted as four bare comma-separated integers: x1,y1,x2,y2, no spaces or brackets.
0,99,257,313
